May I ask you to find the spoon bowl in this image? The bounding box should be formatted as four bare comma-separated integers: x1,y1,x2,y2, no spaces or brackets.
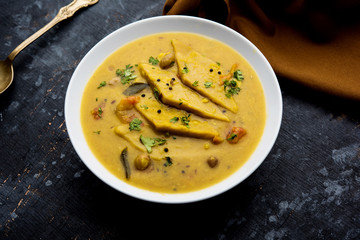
0,58,14,94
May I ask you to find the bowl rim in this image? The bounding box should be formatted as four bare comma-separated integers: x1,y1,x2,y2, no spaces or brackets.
65,15,283,204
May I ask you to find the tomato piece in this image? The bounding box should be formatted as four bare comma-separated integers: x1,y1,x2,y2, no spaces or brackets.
117,96,140,111
226,126,246,144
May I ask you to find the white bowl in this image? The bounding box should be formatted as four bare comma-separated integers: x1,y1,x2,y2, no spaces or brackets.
65,16,282,204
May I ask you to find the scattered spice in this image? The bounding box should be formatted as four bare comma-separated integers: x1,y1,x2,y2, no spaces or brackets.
157,109,162,114
164,148,169,152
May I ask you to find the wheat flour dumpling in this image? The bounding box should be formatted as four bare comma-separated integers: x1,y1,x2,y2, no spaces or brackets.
171,39,238,112
138,63,229,122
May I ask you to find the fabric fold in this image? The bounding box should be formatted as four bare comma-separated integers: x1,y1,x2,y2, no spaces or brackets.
163,0,360,100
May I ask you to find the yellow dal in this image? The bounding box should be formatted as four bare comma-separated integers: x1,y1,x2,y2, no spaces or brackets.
80,32,266,193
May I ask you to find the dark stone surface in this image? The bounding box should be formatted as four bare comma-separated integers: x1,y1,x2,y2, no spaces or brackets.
1,0,359,239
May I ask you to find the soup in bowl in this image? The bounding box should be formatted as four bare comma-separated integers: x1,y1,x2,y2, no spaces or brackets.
65,16,282,203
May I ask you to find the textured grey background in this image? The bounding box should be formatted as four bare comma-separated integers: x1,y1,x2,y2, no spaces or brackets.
0,0,360,239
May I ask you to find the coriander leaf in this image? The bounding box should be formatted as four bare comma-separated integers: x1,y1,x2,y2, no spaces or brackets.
153,87,160,101
182,65,189,74
97,81,106,89
116,64,137,84
149,56,159,65
93,130,101,134
140,135,167,153
140,105,148,110
180,114,191,128
170,117,179,123
216,61,221,66
129,118,142,131
224,78,241,98
154,138,167,145
227,133,237,140
225,86,241,98
204,82,213,88
164,156,173,167
140,135,155,153
98,107,103,118
192,80,199,87
233,70,244,81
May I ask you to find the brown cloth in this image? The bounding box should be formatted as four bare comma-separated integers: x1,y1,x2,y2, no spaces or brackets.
163,0,360,100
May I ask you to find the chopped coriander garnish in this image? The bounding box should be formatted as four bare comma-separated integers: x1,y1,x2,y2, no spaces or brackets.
95,97,98,102
179,99,183,105
116,64,137,85
140,135,167,153
140,105,148,110
227,133,237,140
93,130,101,134
233,70,244,81
182,65,189,74
216,61,221,66
224,79,241,98
97,81,106,89
164,156,173,167
129,118,142,131
97,107,103,118
180,114,191,128
192,80,199,87
153,87,160,101
149,56,159,65
204,82,213,88
170,117,179,123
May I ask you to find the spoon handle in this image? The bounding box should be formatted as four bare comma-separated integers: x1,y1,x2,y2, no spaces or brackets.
8,0,99,61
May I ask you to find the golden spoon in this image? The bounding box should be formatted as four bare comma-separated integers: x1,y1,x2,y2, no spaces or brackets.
0,0,99,94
